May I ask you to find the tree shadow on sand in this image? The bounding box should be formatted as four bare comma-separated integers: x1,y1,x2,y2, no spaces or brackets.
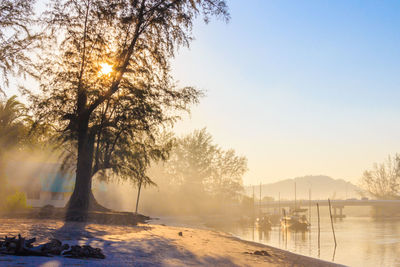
100,235,242,267
51,221,151,242
21,221,241,266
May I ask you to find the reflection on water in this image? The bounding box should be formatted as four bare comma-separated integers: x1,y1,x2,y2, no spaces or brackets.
221,217,400,267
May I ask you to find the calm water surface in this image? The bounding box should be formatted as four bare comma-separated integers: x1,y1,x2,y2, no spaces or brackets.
224,216,400,267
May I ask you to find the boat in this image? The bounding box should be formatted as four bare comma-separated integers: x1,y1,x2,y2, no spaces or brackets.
256,216,272,230
281,208,310,231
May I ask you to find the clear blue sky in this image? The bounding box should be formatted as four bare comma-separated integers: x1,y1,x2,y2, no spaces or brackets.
172,0,400,185
7,0,400,185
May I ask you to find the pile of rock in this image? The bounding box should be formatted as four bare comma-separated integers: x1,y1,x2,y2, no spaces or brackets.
0,234,105,259
63,245,105,259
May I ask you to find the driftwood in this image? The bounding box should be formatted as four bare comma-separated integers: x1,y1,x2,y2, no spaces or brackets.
38,239,70,255
0,235,48,256
63,245,105,259
0,234,105,259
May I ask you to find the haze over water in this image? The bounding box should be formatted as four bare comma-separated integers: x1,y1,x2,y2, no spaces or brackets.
227,215,400,267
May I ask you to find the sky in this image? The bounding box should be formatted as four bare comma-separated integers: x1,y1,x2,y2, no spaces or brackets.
6,0,400,186
171,0,400,185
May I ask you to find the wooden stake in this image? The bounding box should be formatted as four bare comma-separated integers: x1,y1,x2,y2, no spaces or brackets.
283,208,288,248
309,188,311,222
252,185,255,220
294,182,297,209
328,198,337,247
278,192,281,216
259,182,262,218
317,203,320,256
283,208,288,234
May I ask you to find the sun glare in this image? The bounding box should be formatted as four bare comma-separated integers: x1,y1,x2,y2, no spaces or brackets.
99,63,113,76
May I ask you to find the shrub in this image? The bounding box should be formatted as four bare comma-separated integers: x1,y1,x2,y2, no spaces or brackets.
3,191,30,212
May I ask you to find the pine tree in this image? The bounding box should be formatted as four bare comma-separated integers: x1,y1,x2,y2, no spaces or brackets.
28,0,229,214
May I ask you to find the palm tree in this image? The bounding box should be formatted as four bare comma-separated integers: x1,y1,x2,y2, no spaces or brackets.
0,95,26,194
0,96,25,147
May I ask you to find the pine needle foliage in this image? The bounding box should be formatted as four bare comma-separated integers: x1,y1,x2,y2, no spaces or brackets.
26,0,229,211
0,0,39,94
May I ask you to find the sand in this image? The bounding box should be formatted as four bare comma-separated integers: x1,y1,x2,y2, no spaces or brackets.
0,218,345,266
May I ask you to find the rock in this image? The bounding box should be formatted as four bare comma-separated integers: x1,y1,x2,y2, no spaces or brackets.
39,205,55,217
178,232,183,236
0,235,48,256
63,245,105,259
254,250,271,256
0,234,104,259
25,238,36,248
62,244,70,251
40,239,65,255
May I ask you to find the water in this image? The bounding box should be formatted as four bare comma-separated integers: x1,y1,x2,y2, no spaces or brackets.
224,216,400,267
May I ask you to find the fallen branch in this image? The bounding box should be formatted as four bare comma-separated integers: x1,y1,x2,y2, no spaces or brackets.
0,234,105,259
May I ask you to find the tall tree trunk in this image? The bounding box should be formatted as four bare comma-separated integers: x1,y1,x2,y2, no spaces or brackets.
135,180,143,214
66,116,110,217
67,116,93,212
67,0,93,216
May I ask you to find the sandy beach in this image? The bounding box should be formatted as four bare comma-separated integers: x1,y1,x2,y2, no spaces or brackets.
0,218,344,267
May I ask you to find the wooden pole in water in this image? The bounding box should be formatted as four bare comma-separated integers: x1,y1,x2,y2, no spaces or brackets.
278,192,281,216
309,188,311,222
328,199,337,247
259,182,262,217
294,182,297,209
283,208,288,248
317,203,320,255
283,208,287,234
252,185,255,220
252,185,255,240
283,208,287,226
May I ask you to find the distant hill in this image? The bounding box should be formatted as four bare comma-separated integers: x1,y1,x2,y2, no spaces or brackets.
244,175,361,200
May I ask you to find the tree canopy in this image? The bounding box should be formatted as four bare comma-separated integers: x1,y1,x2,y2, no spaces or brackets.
0,95,26,151
361,155,400,200
26,0,229,213
0,95,28,200
169,128,247,201
0,0,38,94
144,129,248,214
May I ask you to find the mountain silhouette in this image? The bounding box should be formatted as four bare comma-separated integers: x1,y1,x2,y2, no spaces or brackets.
245,175,361,200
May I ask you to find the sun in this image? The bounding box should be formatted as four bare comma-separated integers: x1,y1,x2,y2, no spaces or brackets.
99,63,113,76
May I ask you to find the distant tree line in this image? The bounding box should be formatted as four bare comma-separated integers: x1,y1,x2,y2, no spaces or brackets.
142,128,248,215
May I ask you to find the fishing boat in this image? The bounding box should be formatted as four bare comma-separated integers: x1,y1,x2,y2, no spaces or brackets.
256,216,272,230
281,208,310,231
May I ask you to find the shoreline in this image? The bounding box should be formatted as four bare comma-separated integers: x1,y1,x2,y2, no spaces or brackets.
0,218,346,266
151,216,345,267
223,233,345,267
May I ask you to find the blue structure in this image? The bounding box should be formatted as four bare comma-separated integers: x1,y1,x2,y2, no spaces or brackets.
39,167,75,193
6,160,108,207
